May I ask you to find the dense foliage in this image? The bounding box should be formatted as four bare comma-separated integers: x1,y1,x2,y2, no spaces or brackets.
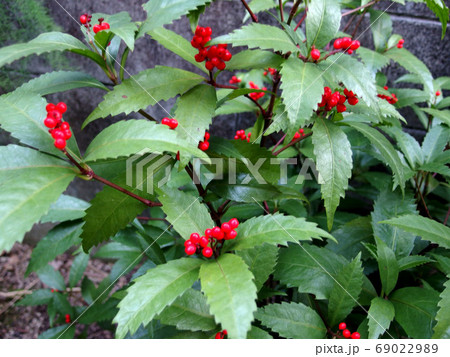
0,0,449,339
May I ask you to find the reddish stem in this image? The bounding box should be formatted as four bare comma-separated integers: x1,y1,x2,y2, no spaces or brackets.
342,0,377,17
287,0,303,25
273,132,312,156
294,10,307,32
279,0,284,22
240,0,258,22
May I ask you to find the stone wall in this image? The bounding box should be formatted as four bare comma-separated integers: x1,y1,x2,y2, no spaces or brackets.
2,0,449,242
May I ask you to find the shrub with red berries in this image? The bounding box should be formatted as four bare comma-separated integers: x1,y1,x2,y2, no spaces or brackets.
191,26,232,71
318,87,358,113
43,102,72,150
333,37,360,54
184,218,239,258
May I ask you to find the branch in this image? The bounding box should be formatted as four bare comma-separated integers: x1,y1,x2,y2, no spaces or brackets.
342,0,377,17
273,132,312,156
240,0,258,22
279,0,285,22
261,75,281,147
287,0,303,25
414,175,432,219
138,109,157,122
352,8,369,38
63,150,162,208
294,9,307,32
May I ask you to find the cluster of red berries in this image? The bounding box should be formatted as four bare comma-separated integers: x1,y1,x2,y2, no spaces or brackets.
43,102,72,150
50,289,59,293
248,81,267,101
397,39,405,49
184,218,239,258
338,322,360,339
79,13,92,29
333,37,360,54
377,86,398,104
263,68,277,76
234,130,251,142
215,330,228,339
229,75,242,84
198,131,211,151
311,47,321,61
80,14,110,34
65,314,71,324
318,87,358,113
292,128,305,141
161,117,179,130
191,26,232,71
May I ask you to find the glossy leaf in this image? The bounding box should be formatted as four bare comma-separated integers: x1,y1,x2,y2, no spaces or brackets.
433,277,450,338
422,124,449,163
69,252,89,288
226,49,283,71
114,258,202,338
83,67,204,127
0,146,75,253
225,213,334,251
313,118,353,230
398,255,434,271
367,297,395,339
370,10,392,51
256,302,326,339
40,195,90,224
357,47,390,73
425,0,449,39
375,237,399,296
95,11,138,50
36,265,66,291
306,0,341,49
200,254,257,339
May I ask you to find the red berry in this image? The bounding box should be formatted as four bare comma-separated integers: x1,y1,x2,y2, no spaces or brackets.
52,130,65,140
65,314,71,323
204,27,212,36
80,15,88,24
350,40,360,50
211,57,221,67
221,222,231,233
293,132,301,140
169,119,178,129
205,61,214,71
195,26,203,36
185,244,197,255
202,247,213,258
311,49,321,61
199,48,208,57
215,332,224,339
347,49,353,55
351,332,360,339
222,50,232,61
191,40,201,49
54,138,66,150
49,110,62,121
216,60,226,71
342,37,352,49
343,329,351,338
205,228,212,237
195,54,205,62
338,94,347,105
192,35,203,46
190,233,201,244
223,330,227,335
46,103,56,112
101,22,110,30
208,46,218,58
56,102,67,114
348,96,358,106
398,39,405,45
333,38,343,49
201,36,211,46
436,91,441,96
225,229,237,240
199,236,209,248
397,43,403,49
198,141,210,151
60,122,70,130
93,24,101,34
299,128,304,134
44,118,57,128
338,322,347,330
229,218,239,229
204,132,210,141
336,104,347,113
184,240,194,247
212,226,224,240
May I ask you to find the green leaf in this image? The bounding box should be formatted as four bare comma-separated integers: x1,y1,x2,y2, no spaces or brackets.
381,215,450,249
386,127,423,168
96,12,138,50
17,289,53,306
0,32,89,68
148,28,208,73
306,0,341,49
385,48,434,96
0,93,74,158
345,122,407,192
369,10,392,51
256,302,326,339
83,67,204,127
225,49,283,71
398,255,434,271
40,195,90,224
36,264,66,291
174,84,217,144
157,187,214,239
247,326,273,339
422,124,449,163
200,253,257,339
433,277,450,338
81,159,172,252
211,23,299,54
320,55,378,108
371,189,418,258
38,325,75,339
280,58,324,129
158,289,216,332
84,120,208,162
356,47,390,73
139,0,212,37
275,245,346,299
12,71,108,96
26,222,83,275
114,258,202,338
236,244,278,292
392,88,429,108
391,287,439,339
313,118,353,230
421,108,450,126
375,237,399,296
328,254,364,327
225,213,334,251
425,0,449,39
367,297,395,339
69,252,89,288
0,146,75,253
